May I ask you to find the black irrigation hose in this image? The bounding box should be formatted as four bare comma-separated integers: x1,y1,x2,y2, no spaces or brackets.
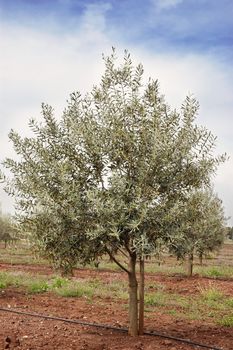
0,307,223,350
144,330,223,350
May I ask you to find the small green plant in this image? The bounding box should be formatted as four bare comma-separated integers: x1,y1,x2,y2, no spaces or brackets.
145,292,165,306
219,315,233,327
225,298,233,308
55,283,94,299
27,280,49,294
55,286,81,297
0,272,21,288
196,265,233,279
199,285,224,302
51,277,68,289
88,278,102,289
0,273,7,289
0,280,7,289
205,267,224,278
167,309,177,316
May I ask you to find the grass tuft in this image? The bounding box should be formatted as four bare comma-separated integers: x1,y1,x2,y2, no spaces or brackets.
199,285,224,302
51,276,69,289
55,283,94,299
219,315,233,327
26,280,49,294
145,292,165,306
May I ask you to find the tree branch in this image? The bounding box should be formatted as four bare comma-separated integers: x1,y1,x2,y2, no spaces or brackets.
118,247,128,258
105,247,130,274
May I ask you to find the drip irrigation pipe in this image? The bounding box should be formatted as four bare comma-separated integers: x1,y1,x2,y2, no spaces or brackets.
0,307,222,350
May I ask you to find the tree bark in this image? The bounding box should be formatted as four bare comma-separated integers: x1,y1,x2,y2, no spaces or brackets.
187,252,194,277
139,257,144,335
128,253,138,336
199,253,203,266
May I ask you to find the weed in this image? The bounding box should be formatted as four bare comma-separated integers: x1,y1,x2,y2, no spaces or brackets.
167,309,177,316
198,285,224,302
0,272,22,289
56,283,94,299
145,292,165,306
219,315,233,327
0,273,8,289
225,298,233,308
0,281,7,289
205,267,224,278
26,280,49,294
51,277,68,289
88,278,102,289
197,266,233,279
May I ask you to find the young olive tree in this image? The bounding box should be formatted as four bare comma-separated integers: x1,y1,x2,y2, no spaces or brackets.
3,50,225,335
168,190,226,276
0,214,17,248
226,226,233,240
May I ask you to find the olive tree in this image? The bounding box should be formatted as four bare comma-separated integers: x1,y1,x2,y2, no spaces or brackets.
168,190,226,276
0,214,17,247
2,50,226,335
226,226,233,240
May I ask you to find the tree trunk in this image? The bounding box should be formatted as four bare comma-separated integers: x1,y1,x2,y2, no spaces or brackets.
128,253,138,336
139,258,144,335
187,253,194,277
199,253,203,266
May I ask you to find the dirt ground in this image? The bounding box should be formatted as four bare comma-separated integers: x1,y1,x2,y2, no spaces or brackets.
0,264,233,350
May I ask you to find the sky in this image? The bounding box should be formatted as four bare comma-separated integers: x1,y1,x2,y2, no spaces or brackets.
0,0,232,224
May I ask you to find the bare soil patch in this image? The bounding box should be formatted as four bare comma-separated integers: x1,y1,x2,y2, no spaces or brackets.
0,263,233,350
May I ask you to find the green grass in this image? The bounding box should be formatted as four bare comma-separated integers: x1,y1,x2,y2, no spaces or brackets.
26,280,49,294
145,292,165,306
1,241,233,327
144,262,233,279
0,242,49,266
0,272,22,289
51,276,69,289
141,286,233,327
225,298,233,307
196,266,233,278
0,269,127,300
198,285,224,302
55,283,94,298
1,269,233,327
219,315,233,327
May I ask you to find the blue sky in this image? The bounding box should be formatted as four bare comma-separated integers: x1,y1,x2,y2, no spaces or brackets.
1,0,233,57
0,0,233,223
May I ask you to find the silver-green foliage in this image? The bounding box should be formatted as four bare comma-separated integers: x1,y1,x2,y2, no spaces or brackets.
3,49,226,272
0,213,17,244
168,189,226,263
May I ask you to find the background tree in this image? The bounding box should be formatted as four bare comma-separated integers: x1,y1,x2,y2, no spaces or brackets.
2,50,226,336
226,226,233,240
0,213,17,248
168,190,226,276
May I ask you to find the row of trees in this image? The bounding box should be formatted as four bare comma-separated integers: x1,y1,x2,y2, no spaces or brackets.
1,50,227,336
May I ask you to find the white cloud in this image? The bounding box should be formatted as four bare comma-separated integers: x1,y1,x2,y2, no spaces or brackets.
129,50,233,223
152,0,184,10
0,4,232,224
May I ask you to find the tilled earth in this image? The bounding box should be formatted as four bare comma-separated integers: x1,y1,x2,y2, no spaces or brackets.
0,264,232,350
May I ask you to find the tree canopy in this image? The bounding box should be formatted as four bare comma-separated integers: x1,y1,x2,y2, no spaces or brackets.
2,49,226,335
0,213,17,246
167,189,226,276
